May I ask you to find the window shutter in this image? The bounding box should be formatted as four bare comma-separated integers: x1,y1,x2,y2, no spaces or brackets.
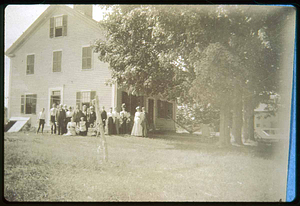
82,47,92,70
87,47,92,68
50,17,54,38
58,51,62,71
87,57,91,69
21,95,25,114
63,15,67,36
26,55,30,74
27,55,34,75
76,92,81,109
31,55,35,74
82,58,87,69
53,52,56,72
53,51,62,72
82,47,86,69
32,94,37,114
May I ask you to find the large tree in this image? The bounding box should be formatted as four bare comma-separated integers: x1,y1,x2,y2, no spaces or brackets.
94,6,190,99
188,6,290,145
94,5,290,144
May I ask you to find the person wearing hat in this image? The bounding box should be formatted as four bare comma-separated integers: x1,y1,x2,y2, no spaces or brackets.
81,105,88,121
87,106,96,128
131,106,143,136
56,104,66,135
120,104,130,134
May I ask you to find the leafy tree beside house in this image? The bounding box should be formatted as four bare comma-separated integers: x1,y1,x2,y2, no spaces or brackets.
94,5,291,145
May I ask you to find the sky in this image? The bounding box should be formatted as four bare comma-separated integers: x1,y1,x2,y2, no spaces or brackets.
4,5,106,107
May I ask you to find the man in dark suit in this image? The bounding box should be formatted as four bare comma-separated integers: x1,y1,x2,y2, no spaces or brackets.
56,104,66,135
88,106,97,128
101,106,107,131
62,104,68,134
72,105,82,126
141,107,148,137
81,105,88,121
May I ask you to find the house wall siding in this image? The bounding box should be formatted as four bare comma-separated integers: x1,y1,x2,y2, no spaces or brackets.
254,112,280,129
9,7,112,126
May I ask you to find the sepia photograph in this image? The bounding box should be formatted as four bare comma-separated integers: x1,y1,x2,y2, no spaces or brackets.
4,4,296,202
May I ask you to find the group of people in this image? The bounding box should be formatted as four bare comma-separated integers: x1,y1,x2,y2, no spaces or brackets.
36,102,149,137
48,103,97,136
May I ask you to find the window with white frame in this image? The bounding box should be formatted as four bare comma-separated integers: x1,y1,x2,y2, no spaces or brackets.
50,15,67,38
76,91,96,109
82,91,91,103
55,16,63,37
21,94,37,114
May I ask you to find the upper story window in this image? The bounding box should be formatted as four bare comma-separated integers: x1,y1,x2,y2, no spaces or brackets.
82,47,92,70
50,15,67,38
53,51,62,72
55,16,63,37
26,54,34,75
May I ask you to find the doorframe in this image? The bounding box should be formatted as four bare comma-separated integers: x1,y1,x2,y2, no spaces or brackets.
47,87,64,126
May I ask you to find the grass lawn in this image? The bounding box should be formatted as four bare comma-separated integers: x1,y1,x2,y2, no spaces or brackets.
4,131,288,202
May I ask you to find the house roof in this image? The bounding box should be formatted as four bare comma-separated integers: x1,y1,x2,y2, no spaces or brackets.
5,5,104,56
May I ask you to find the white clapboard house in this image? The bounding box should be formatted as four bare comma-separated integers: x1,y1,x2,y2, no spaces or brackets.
5,5,176,131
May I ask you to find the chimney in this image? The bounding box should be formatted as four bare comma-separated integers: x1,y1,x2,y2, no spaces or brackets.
74,5,93,19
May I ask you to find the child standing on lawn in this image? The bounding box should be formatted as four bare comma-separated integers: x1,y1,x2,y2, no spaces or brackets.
79,117,87,136
37,108,46,134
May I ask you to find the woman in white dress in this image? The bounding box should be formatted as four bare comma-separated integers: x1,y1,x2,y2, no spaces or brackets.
64,117,77,136
131,106,143,136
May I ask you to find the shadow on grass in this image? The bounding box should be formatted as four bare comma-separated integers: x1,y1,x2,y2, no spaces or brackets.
145,132,283,160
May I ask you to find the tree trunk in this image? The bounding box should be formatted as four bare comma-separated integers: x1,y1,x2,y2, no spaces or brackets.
243,95,255,142
232,83,243,145
219,96,231,146
93,96,108,163
249,107,255,141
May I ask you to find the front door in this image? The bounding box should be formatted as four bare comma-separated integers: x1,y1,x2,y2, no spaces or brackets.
50,90,61,108
48,87,63,126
